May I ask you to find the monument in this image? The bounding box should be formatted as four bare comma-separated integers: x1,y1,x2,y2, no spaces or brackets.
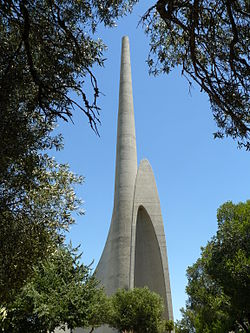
94,36,174,332
59,36,174,333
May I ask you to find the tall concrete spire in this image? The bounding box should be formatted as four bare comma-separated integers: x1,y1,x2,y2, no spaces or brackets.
94,36,173,332
114,35,137,209
95,36,138,294
56,36,174,333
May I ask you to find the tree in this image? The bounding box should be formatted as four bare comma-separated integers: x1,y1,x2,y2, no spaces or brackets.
176,200,250,333
141,0,250,149
0,0,137,131
0,127,84,303
1,246,110,333
109,287,174,333
204,200,250,332
175,259,237,333
0,0,137,301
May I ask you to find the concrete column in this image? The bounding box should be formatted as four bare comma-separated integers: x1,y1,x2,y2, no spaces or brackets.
114,35,137,207
95,36,137,294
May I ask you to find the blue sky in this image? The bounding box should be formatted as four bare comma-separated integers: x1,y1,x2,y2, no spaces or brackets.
54,2,250,321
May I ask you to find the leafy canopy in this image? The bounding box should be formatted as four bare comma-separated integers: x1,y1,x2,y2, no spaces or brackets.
141,0,250,149
0,0,137,130
0,0,137,302
1,246,109,333
0,115,84,302
176,200,250,333
204,200,250,329
109,287,174,333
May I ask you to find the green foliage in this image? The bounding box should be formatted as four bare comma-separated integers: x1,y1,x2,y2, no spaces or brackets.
176,200,250,333
141,0,250,149
109,287,170,333
204,200,250,330
1,246,109,333
175,308,195,333
0,122,84,302
177,259,235,333
0,0,137,130
165,319,174,332
0,0,138,302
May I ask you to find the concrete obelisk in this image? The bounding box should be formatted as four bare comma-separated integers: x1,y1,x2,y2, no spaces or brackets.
95,36,174,332
95,36,137,295
56,36,173,333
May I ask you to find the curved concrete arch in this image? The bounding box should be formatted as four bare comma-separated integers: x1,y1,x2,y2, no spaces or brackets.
130,159,173,321
71,37,174,333
134,205,167,305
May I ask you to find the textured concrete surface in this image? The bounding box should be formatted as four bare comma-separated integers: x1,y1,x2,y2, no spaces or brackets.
94,36,174,333
60,36,174,333
95,35,137,297
130,159,174,321
92,35,138,333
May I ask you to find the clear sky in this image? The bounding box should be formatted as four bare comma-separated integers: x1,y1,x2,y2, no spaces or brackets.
54,2,250,321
